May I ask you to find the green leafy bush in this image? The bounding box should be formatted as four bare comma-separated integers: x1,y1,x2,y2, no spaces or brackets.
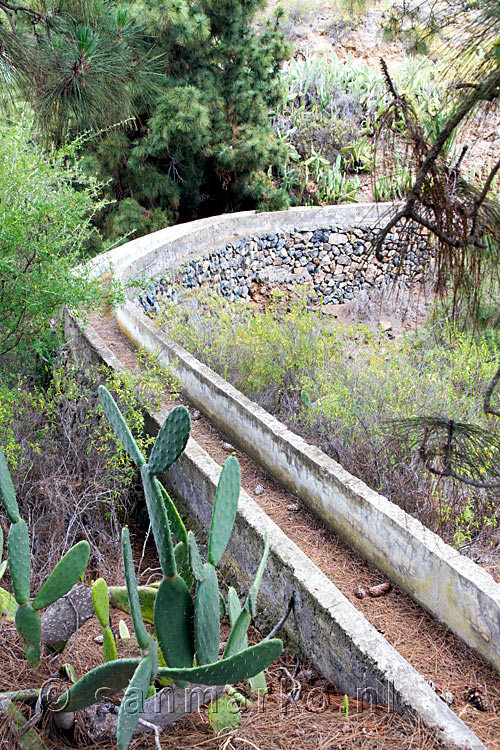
0,125,106,358
158,290,500,546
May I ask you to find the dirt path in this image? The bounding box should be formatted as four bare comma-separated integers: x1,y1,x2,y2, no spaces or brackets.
88,311,500,749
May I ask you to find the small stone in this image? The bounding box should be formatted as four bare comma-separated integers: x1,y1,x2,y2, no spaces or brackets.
222,442,235,451
286,503,300,512
328,232,348,244
254,484,265,496
440,692,454,706
191,409,201,420
379,320,392,333
337,255,351,266
354,586,367,599
94,635,104,644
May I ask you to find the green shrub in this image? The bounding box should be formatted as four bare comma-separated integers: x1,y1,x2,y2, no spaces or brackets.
0,125,107,359
158,290,500,546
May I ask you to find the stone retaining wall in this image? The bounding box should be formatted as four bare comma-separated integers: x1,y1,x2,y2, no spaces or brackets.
139,222,430,313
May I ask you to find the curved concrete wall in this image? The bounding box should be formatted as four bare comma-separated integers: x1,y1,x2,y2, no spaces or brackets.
85,204,500,676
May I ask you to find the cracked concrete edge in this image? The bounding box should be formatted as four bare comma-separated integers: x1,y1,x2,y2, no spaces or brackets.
64,309,484,750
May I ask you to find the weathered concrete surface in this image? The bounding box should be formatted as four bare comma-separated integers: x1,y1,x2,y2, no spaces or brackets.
79,204,500,678
64,309,486,750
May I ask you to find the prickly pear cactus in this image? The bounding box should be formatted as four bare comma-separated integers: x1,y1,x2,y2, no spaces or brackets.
208,456,240,566
15,604,41,666
187,531,205,582
8,520,30,606
92,578,117,662
154,575,193,672
224,533,270,659
98,386,146,467
108,585,157,625
157,639,283,686
0,447,20,523
92,578,110,628
54,659,140,712
194,563,220,666
141,466,176,578
117,655,153,750
33,541,90,610
148,406,190,475
102,626,118,662
122,527,151,652
157,480,188,544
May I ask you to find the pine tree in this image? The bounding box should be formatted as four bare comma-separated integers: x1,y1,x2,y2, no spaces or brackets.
0,0,291,238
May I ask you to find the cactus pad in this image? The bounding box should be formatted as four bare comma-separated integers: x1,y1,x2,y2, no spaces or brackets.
227,587,242,627
148,406,190,475
157,481,187,545
187,531,205,581
98,386,145,467
33,541,90,611
208,456,240,566
103,626,118,662
224,534,269,659
8,520,30,605
141,466,176,578
54,658,140,712
15,604,41,666
122,527,151,651
0,447,20,523
247,532,270,616
154,575,193,669
92,578,110,627
194,563,220,666
157,639,282,686
117,655,153,750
